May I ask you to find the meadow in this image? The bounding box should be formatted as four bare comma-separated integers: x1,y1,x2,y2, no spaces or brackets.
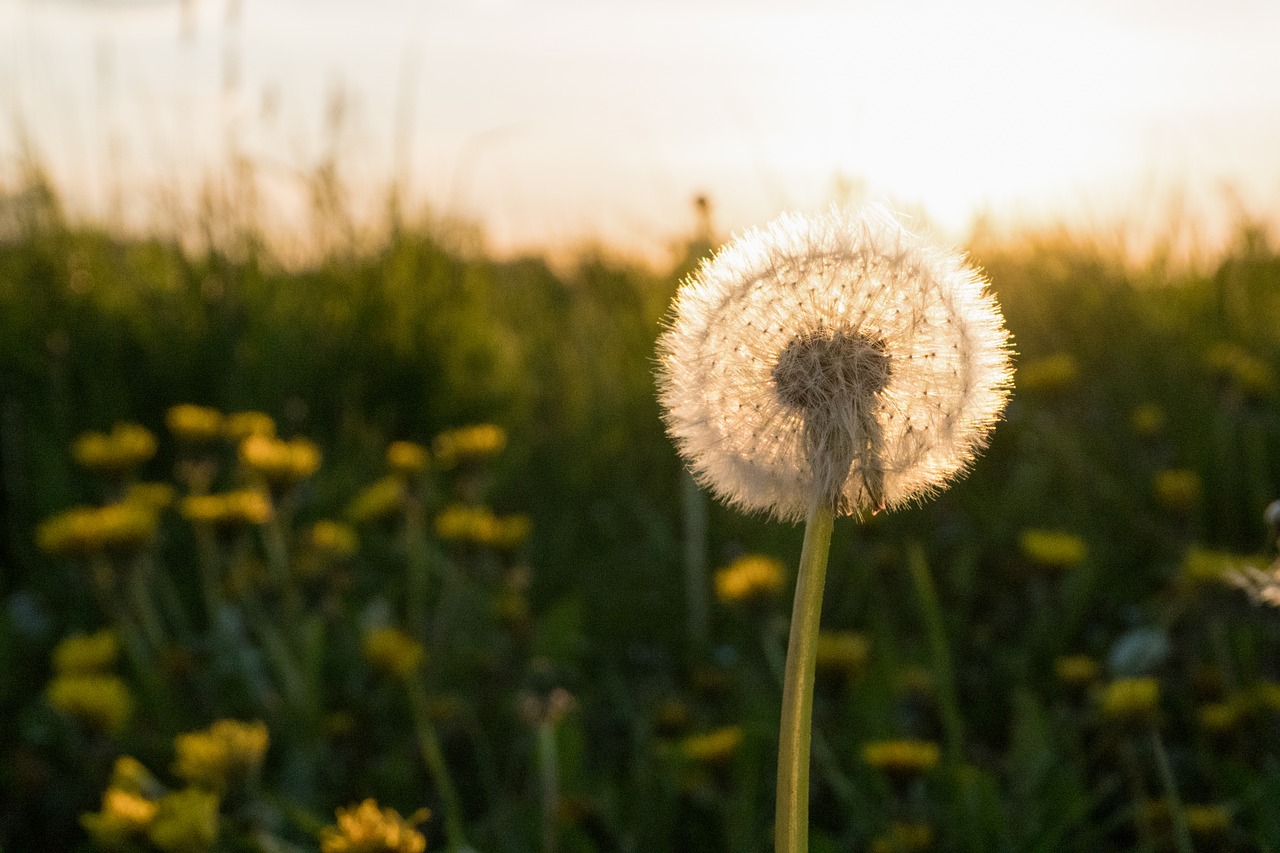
1,164,1279,852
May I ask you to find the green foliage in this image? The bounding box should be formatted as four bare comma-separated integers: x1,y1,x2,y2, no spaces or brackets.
1,172,1280,851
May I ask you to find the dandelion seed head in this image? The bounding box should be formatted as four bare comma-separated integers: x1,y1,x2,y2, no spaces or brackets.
656,207,1013,521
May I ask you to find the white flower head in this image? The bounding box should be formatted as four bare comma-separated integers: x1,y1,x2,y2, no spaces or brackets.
656,207,1013,522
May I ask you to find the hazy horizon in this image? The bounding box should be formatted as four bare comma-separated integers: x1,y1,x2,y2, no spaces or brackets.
4,0,1280,261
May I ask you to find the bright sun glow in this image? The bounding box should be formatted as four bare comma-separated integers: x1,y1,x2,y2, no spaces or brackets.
2,0,1279,259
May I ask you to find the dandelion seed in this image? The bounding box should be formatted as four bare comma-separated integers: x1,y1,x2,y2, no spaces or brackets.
656,207,1011,520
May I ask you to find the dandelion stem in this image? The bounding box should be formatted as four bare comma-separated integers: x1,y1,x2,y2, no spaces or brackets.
1149,729,1195,853
407,674,470,852
775,500,834,853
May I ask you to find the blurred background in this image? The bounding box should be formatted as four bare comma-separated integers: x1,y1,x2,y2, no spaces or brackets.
2,1,1279,851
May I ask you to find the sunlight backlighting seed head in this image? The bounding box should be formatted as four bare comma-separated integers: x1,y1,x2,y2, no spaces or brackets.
656,207,1012,521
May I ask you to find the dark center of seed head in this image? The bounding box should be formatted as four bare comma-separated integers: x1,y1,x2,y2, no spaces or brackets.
772,330,891,413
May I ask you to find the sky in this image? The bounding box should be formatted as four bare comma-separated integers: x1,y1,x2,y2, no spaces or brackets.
3,0,1280,261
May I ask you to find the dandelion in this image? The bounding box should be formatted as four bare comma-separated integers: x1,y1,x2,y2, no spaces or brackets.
1099,677,1160,727
814,631,870,677
1130,403,1166,438
1183,804,1231,839
46,673,134,732
1054,654,1100,689
387,441,430,476
166,404,224,445
239,434,321,487
869,821,935,853
124,482,177,512
52,629,120,675
1153,469,1201,514
861,739,941,781
656,207,1010,853
714,554,786,603
678,725,745,763
180,490,273,529
223,410,276,441
172,719,269,793
347,476,407,525
147,788,220,853
309,520,360,561
320,799,429,853
73,423,157,477
362,627,425,680
1018,529,1087,571
81,786,159,848
433,424,507,470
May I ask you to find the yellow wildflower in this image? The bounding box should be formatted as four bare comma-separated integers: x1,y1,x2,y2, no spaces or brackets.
861,739,940,780
81,787,159,848
37,503,157,558
1184,804,1232,838
814,631,870,677
1130,404,1166,438
1153,469,1201,513
73,423,157,476
147,788,220,853
1099,677,1160,726
435,505,529,549
1054,655,1100,689
386,441,430,476
46,673,133,732
678,725,744,763
52,629,119,675
223,411,276,441
310,520,359,560
870,821,935,853
166,405,224,445
432,424,507,470
1197,701,1242,735
347,477,406,525
1018,529,1087,571
180,490,272,529
109,755,165,799
1206,342,1276,399
714,554,786,603
172,719,269,793
362,627,425,680
1180,546,1258,588
125,482,177,512
240,434,321,486
1018,353,1079,393
320,799,429,853
1251,681,1280,713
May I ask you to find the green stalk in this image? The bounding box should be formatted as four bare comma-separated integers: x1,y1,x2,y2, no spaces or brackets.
536,720,560,853
775,501,834,853
906,544,965,766
1149,729,1194,853
406,674,470,852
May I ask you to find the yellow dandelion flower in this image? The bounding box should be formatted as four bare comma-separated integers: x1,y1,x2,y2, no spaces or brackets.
147,788,220,853
1019,529,1087,570
432,424,507,470
1181,545,1266,589
38,503,157,558
1018,353,1080,394
714,554,786,603
1130,403,1166,438
861,739,940,779
223,411,276,441
172,719,269,792
1197,701,1241,735
870,821,935,853
166,405,224,445
310,520,359,560
1099,677,1160,726
180,490,272,529
81,786,159,848
1184,804,1232,838
240,434,321,486
362,627,425,680
46,673,133,732
678,725,745,763
52,629,120,675
1251,681,1280,713
814,631,870,677
124,482,177,512
73,423,157,476
109,755,165,799
347,477,407,525
386,441,430,476
320,799,429,853
1206,342,1276,399
1054,655,1100,689
1153,469,1201,514
656,207,1012,520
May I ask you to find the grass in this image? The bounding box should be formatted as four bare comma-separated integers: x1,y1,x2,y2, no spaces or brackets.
1,161,1279,851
